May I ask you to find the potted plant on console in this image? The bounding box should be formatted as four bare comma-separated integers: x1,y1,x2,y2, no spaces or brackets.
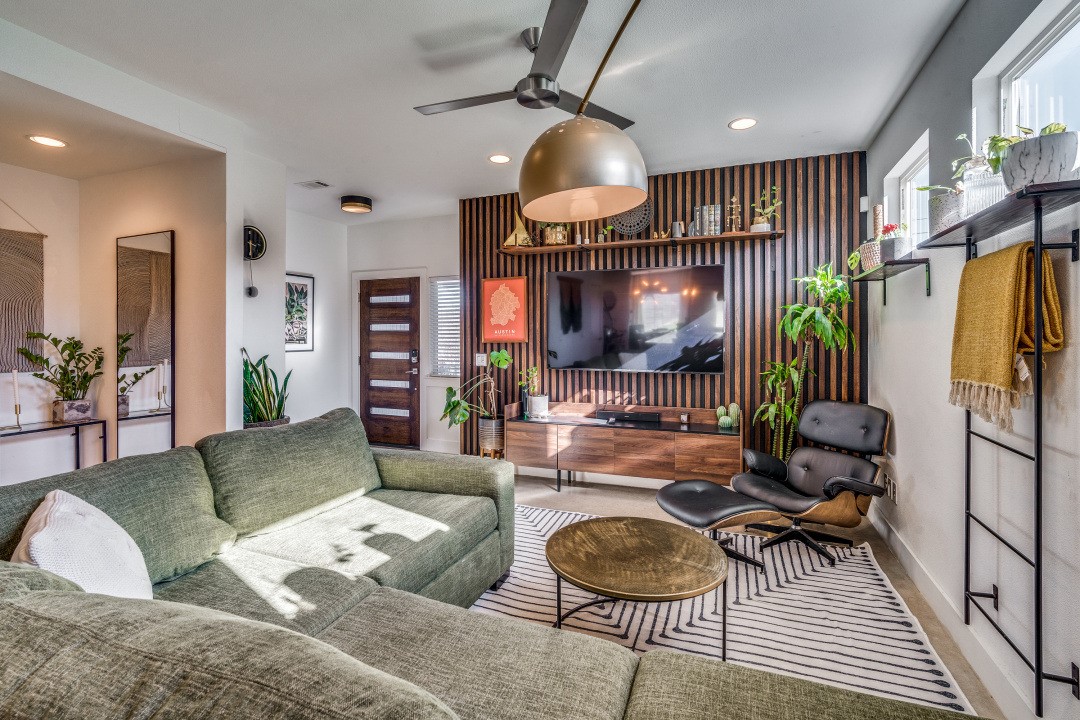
987,123,1079,192
749,186,782,232
116,332,156,418
17,331,104,423
441,349,512,453
518,365,548,418
242,348,292,429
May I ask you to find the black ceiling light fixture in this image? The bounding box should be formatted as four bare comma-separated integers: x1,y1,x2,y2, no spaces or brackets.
340,195,373,214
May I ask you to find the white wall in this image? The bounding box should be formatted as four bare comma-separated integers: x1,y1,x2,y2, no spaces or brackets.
285,210,351,421
866,2,1080,719
239,151,287,373
348,214,459,453
0,162,98,483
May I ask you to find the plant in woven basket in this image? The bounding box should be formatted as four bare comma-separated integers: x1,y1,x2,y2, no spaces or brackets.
441,349,513,427
116,333,156,396
847,223,907,272
755,264,855,461
242,348,292,424
17,331,104,401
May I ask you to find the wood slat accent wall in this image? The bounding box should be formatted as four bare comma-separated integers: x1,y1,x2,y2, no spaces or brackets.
459,152,867,456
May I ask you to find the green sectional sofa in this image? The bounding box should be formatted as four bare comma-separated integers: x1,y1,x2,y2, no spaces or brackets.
0,408,980,719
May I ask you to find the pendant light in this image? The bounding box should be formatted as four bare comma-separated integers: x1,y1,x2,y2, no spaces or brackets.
519,0,646,223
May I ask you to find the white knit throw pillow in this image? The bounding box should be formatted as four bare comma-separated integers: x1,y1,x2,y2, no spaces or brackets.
11,489,153,600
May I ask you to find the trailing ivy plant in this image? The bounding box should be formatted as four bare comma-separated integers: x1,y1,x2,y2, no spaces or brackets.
16,331,104,401
116,332,156,396
242,348,291,423
442,349,512,427
754,264,855,461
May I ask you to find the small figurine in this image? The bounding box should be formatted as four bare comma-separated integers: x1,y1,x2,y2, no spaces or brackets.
725,195,742,234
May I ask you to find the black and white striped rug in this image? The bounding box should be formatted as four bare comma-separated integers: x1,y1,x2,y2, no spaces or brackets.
471,505,971,714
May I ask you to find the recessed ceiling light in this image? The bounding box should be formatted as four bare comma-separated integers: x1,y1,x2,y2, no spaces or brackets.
27,135,67,148
340,195,373,214
488,154,511,164
727,118,757,130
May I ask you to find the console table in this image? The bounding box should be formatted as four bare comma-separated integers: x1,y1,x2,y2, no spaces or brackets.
504,402,741,490
0,418,108,470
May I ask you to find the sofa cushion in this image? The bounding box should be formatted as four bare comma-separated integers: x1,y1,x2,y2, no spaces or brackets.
196,407,382,535
623,650,974,720
0,560,82,601
0,590,458,719
154,546,379,636
237,488,499,594
318,586,638,720
0,447,236,583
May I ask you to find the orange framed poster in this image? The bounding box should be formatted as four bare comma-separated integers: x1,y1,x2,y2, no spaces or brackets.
481,276,528,343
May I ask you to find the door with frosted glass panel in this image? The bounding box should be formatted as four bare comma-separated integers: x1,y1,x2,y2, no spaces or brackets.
357,277,420,446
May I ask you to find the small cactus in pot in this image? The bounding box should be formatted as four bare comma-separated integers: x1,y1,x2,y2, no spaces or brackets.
727,403,741,426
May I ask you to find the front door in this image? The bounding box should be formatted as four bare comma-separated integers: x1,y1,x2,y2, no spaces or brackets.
357,277,421,447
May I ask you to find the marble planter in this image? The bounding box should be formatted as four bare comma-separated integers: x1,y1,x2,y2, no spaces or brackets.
117,394,130,418
929,192,965,236
1001,132,1080,192
53,399,92,423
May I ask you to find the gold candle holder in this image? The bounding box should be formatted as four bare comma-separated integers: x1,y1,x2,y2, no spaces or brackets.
2,403,22,431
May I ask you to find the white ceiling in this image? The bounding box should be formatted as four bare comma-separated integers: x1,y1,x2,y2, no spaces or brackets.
0,73,220,180
0,0,964,223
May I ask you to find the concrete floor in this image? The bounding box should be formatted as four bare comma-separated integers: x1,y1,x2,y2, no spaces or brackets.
515,473,1003,719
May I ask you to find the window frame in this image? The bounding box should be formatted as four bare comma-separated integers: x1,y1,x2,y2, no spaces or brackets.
428,275,462,379
898,150,930,248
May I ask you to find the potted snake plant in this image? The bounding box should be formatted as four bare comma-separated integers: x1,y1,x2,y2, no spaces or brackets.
17,331,104,423
242,348,292,428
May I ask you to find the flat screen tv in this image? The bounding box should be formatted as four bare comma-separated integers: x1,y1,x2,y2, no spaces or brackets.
547,265,725,374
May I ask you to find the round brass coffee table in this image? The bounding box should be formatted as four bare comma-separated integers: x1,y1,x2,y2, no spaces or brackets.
545,516,729,659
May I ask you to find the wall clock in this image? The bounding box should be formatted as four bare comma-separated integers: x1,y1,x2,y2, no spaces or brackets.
244,225,267,261
609,198,653,235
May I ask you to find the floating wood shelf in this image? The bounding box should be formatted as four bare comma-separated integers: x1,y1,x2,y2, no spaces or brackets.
851,258,930,305
499,231,783,256
917,180,1080,252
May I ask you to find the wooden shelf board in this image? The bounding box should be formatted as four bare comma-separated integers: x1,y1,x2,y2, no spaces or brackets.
851,258,929,282
918,181,1080,249
498,244,589,256
589,231,783,251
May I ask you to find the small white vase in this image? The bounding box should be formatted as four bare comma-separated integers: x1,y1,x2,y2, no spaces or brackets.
749,222,771,233
527,395,549,418
1001,132,1080,192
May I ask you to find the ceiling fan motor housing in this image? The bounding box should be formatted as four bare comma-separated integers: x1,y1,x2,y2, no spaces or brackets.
516,75,560,109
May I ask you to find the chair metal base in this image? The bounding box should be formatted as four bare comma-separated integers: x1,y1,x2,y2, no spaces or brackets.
747,520,852,566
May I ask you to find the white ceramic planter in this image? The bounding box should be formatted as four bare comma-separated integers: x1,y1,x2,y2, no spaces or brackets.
749,221,771,233
1001,132,1080,192
527,394,549,418
929,193,965,236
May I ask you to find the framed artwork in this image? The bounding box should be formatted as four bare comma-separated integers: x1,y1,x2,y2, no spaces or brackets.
481,276,528,343
285,272,314,352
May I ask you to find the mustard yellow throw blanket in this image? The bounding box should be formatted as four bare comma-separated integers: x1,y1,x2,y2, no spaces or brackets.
950,241,1064,431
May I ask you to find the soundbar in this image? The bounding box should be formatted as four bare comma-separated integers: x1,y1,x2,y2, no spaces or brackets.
596,410,662,424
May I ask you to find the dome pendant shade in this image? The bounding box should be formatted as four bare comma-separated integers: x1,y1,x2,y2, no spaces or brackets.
519,115,647,222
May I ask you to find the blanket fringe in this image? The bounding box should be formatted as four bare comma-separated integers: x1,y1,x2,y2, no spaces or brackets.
948,375,1032,432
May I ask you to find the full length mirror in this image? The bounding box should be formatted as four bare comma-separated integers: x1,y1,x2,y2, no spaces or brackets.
116,230,174,456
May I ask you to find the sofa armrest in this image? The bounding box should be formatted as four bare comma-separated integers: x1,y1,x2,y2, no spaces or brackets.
372,448,515,572
742,449,788,482
823,475,885,500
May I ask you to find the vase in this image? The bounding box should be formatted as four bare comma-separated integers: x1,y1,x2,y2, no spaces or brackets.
527,394,549,418
1001,132,1080,192
244,416,291,430
478,417,505,452
52,399,92,423
117,394,130,418
962,158,1007,215
929,193,964,236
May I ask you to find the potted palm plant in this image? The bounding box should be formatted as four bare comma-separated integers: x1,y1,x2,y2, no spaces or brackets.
441,349,512,452
754,359,801,460
17,331,104,423
242,348,292,428
755,265,855,460
517,365,548,418
116,332,156,417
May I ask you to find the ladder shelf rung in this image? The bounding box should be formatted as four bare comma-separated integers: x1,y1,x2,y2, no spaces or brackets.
968,430,1036,461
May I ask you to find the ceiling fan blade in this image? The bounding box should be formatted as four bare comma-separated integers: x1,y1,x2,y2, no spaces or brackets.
557,91,634,130
414,90,517,115
530,0,588,80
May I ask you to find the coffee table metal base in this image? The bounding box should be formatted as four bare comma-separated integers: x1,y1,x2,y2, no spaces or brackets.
553,575,728,661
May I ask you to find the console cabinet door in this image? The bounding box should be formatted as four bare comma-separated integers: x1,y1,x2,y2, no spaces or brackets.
505,423,559,469
557,426,614,473
614,429,675,480
674,434,741,484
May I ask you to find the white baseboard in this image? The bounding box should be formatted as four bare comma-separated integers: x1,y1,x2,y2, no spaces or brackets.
869,513,1036,720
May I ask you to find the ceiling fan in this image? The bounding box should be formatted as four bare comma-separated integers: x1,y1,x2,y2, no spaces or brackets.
413,0,634,129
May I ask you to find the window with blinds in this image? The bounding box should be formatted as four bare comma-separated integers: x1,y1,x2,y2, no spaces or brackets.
429,276,461,377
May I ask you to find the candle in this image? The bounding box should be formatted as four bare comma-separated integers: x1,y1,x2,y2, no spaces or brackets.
156,363,164,394
11,368,18,407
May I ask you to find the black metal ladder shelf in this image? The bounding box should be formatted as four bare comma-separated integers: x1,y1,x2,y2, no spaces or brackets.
851,258,930,305
918,180,1080,716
